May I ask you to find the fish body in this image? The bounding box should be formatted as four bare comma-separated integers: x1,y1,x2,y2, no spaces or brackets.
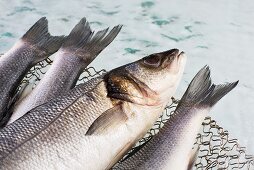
0,17,64,127
113,66,238,170
0,49,186,170
7,18,121,125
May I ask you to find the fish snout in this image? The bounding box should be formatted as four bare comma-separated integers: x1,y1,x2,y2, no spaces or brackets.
159,49,184,68
161,48,179,57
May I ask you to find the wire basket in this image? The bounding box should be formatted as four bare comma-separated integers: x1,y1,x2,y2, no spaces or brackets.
18,58,254,170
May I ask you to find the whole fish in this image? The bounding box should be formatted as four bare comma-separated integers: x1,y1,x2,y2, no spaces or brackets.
113,66,238,170
7,18,121,125
0,48,186,170
0,17,64,127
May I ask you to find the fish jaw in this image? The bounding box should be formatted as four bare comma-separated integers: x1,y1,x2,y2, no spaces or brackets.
138,49,187,94
105,49,187,107
158,51,186,103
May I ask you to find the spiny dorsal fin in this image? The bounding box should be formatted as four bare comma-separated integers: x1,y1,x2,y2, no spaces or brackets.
22,17,65,55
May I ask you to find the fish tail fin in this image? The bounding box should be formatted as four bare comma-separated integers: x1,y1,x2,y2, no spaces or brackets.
202,81,239,107
179,66,238,108
21,17,65,58
61,17,122,65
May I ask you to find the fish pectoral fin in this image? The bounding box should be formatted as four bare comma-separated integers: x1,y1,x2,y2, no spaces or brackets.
86,104,128,135
187,146,200,170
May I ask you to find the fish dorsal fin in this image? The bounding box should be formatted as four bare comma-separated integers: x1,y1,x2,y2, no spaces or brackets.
86,104,128,135
187,146,200,170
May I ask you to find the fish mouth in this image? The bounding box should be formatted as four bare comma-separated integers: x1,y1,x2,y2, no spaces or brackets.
157,49,184,69
168,50,186,73
171,50,184,64
176,51,186,65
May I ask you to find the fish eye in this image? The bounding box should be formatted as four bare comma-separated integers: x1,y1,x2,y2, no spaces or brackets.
143,54,161,68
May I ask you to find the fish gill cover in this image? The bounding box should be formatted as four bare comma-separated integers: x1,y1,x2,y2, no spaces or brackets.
11,57,254,170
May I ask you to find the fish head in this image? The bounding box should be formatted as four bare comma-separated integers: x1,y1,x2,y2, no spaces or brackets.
105,49,186,106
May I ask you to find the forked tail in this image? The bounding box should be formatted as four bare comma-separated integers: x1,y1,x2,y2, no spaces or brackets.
60,17,122,65
22,17,65,57
178,66,238,109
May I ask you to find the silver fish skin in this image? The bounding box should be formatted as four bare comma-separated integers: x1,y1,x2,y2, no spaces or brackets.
0,17,64,127
7,18,122,125
113,66,238,170
0,49,186,170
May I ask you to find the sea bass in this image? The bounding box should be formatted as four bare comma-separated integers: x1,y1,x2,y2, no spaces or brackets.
7,18,121,126
113,66,238,170
0,17,64,127
0,48,186,170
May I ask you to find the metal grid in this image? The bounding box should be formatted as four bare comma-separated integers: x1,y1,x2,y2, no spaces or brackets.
19,59,254,170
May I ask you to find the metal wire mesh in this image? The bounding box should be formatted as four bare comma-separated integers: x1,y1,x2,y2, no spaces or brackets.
18,59,254,170
123,102,254,170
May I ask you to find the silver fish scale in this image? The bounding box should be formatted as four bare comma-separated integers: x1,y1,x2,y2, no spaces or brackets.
0,74,114,169
0,46,35,116
119,102,254,170
0,76,103,161
1,58,254,169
